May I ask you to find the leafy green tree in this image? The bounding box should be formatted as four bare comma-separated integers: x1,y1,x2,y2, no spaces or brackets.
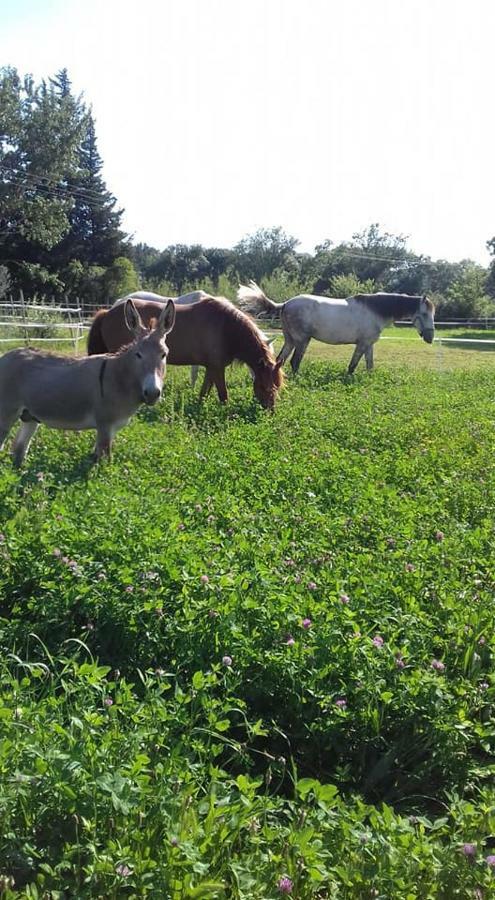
438,264,493,318
103,256,139,302
131,243,161,280
308,225,414,294
204,247,233,289
0,66,87,293
233,227,299,282
328,273,376,298
148,244,210,293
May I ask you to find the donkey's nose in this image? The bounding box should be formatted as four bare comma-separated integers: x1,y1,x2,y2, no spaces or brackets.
143,385,161,404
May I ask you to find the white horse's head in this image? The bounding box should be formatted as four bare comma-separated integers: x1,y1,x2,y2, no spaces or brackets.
413,297,435,344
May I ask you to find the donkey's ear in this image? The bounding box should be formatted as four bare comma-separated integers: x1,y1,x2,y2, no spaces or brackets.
124,299,143,336
156,298,176,335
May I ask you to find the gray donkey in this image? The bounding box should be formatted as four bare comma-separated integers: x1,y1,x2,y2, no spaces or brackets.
0,298,175,466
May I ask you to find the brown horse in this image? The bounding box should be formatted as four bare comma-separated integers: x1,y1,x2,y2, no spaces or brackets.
87,297,284,409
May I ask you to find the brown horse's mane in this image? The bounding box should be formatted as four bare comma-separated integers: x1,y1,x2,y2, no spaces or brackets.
351,292,434,321
205,297,282,382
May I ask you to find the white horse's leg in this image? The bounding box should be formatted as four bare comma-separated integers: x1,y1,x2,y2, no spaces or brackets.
347,344,366,375
11,421,40,467
365,345,374,371
290,338,311,374
190,365,200,388
277,336,295,366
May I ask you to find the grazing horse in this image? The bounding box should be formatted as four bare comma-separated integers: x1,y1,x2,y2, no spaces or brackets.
114,291,275,389
237,282,435,375
0,299,175,466
87,296,284,409
114,290,212,387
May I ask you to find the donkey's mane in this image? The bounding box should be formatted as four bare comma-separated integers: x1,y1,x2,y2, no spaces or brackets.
351,292,433,321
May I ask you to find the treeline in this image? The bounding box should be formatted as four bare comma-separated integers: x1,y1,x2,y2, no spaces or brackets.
1,67,495,318
132,225,495,319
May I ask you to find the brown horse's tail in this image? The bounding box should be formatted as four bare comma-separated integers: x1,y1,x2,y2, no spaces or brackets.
87,309,109,355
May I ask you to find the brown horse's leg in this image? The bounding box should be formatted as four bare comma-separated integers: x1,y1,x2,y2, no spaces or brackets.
213,369,228,404
199,370,214,400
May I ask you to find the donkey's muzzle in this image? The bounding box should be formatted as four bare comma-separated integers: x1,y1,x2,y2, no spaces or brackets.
142,386,162,405
423,329,434,344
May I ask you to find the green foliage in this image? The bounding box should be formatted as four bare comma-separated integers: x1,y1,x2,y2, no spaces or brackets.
0,265,12,299
0,356,494,896
49,113,128,271
439,264,493,318
0,67,87,256
0,68,128,305
328,273,376,298
102,256,139,302
233,226,300,282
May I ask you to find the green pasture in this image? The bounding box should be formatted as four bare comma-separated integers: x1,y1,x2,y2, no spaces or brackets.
0,341,494,898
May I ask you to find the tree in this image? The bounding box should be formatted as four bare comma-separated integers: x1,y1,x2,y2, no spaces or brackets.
438,264,493,318
486,236,495,297
148,244,210,293
103,257,139,302
328,273,376,298
0,67,87,293
232,227,299,282
131,243,161,280
50,111,127,268
308,225,416,294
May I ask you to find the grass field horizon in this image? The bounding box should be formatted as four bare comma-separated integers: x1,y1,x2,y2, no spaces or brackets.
0,338,494,897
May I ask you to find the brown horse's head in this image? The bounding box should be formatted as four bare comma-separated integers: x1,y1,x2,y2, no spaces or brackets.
252,357,284,410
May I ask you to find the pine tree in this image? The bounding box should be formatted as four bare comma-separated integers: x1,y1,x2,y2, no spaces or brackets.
53,112,128,268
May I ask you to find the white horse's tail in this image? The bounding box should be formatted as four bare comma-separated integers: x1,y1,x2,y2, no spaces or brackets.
237,281,284,319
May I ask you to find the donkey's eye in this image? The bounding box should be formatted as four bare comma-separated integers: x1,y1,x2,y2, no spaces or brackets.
161,351,167,359
135,351,143,359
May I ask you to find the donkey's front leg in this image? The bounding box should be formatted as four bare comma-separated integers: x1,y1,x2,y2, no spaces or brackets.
347,344,365,375
94,425,115,462
11,421,40,467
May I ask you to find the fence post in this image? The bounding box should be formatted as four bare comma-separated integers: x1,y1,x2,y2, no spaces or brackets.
20,289,29,345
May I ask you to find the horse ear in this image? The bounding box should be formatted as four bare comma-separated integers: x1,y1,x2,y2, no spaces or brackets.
274,358,284,371
156,298,176,335
124,299,143,336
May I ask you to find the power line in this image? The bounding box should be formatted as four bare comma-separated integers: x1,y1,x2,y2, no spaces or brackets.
0,167,112,208
1,174,110,209
0,163,109,203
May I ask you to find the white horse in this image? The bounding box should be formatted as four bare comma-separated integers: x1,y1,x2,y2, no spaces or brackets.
237,282,435,375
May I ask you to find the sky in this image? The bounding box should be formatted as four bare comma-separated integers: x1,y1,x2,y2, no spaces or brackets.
1,0,493,264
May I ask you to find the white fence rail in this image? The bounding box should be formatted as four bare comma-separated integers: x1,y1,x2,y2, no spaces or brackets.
0,292,86,350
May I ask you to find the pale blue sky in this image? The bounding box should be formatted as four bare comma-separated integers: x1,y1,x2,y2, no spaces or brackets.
1,0,493,263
